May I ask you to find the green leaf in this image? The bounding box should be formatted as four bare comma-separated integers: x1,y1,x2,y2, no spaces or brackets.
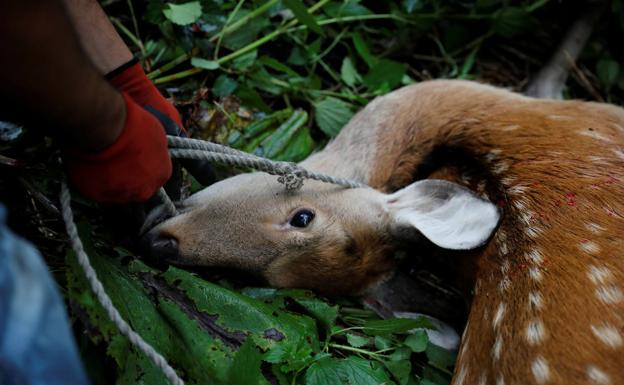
493,7,533,37
259,110,308,159
222,11,270,50
404,330,428,353
425,344,457,371
305,357,344,385
283,0,322,34
213,75,239,97
374,335,392,350
304,356,390,385
227,338,264,385
260,56,301,77
340,57,361,87
346,334,370,348
363,59,407,91
191,57,220,70
352,33,378,68
362,317,433,336
341,357,391,385
388,347,412,362
384,359,412,385
232,50,258,71
162,2,202,26
597,59,620,88
325,0,372,17
313,97,355,137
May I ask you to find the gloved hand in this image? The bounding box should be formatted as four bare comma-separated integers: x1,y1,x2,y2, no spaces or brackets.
108,58,185,131
107,58,215,195
64,93,172,203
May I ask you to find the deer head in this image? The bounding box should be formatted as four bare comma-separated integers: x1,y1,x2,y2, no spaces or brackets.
142,173,500,296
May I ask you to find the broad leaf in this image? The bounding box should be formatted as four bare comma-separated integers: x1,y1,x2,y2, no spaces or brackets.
162,2,202,26
340,57,361,87
283,0,322,34
346,334,370,348
404,330,428,353
313,97,355,137
363,59,407,91
191,57,220,70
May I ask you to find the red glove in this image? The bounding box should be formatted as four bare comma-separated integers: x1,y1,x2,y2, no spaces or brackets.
65,92,172,203
108,59,185,132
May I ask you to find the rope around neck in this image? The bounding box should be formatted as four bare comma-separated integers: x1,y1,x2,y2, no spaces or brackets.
61,136,365,384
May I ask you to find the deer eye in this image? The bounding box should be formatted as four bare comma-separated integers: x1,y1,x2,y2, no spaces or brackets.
290,209,315,228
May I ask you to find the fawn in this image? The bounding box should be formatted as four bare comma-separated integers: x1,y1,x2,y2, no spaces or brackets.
144,80,624,385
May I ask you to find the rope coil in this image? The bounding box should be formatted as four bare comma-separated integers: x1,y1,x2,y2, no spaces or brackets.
61,135,365,384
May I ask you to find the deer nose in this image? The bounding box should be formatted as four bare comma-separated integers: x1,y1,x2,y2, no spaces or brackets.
140,230,179,262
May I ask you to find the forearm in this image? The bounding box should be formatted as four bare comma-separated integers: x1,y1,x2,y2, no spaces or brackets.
0,0,124,151
62,0,133,75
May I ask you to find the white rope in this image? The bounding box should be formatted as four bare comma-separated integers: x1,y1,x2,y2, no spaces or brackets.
167,136,365,190
60,182,185,385
60,136,363,385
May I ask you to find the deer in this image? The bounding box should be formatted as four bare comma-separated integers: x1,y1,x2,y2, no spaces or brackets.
141,78,624,385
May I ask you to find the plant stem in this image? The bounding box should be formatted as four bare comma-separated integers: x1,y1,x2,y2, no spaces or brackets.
214,0,246,59
153,68,203,84
147,48,199,79
328,343,385,359
110,17,144,56
125,0,145,57
153,0,331,85
209,0,280,43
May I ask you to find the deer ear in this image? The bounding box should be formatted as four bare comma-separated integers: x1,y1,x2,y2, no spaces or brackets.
386,179,500,250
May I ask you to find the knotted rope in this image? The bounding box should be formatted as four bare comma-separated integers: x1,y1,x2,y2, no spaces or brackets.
61,136,365,384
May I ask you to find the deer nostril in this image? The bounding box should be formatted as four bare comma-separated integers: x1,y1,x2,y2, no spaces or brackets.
141,231,179,262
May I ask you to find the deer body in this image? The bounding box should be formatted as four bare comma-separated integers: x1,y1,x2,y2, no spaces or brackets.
146,80,624,384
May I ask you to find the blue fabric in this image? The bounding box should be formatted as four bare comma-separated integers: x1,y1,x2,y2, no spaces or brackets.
0,205,89,385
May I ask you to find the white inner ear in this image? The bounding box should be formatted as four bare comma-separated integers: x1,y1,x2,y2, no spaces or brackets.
387,179,500,250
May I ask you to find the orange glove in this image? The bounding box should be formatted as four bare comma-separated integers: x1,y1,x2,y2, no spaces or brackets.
64,93,172,203
108,59,184,133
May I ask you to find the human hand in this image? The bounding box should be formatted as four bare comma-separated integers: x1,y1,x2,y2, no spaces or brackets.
64,93,172,203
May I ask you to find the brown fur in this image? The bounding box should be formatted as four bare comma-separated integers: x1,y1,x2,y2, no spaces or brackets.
153,80,624,384
312,81,624,385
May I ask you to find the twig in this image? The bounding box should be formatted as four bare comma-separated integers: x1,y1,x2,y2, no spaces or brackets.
526,3,605,99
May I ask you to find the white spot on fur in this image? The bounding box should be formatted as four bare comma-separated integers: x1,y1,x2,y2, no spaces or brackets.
501,177,515,186
455,366,468,385
497,376,506,385
578,130,613,143
493,303,506,329
526,320,546,345
500,241,509,256
486,149,502,162
531,356,550,384
526,249,544,264
502,124,520,131
547,114,574,121
588,265,613,285
586,223,606,234
478,373,487,385
501,259,511,274
499,277,511,292
492,335,503,360
529,267,543,282
520,211,534,225
586,365,612,385
579,240,600,254
591,323,623,348
525,226,542,239
493,162,509,175
509,185,528,196
595,286,624,305
529,291,543,310
513,199,528,211
588,156,610,164
613,148,624,161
